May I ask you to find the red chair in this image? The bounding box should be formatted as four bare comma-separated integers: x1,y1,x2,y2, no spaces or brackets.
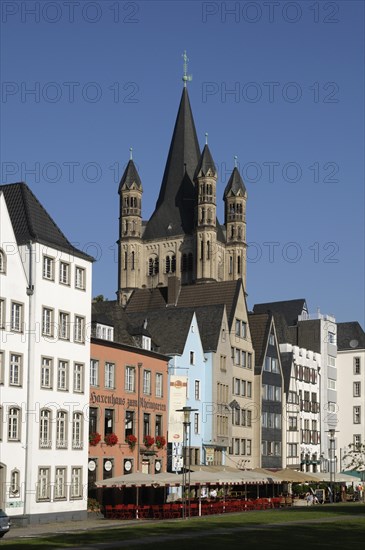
124,504,136,519
151,505,162,519
104,505,114,519
162,504,173,519
171,503,182,518
138,505,151,519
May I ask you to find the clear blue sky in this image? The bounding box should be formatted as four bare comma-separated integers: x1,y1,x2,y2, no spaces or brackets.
1,1,364,326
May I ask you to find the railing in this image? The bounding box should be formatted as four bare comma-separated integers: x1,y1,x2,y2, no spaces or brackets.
56,439,68,449
72,441,84,450
39,439,52,449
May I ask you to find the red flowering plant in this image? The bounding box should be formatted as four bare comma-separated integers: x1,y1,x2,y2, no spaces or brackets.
155,435,166,449
89,432,101,446
143,435,155,448
126,434,137,449
104,433,118,446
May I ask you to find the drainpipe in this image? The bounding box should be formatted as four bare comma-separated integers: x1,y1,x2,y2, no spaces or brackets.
137,362,142,472
24,241,34,520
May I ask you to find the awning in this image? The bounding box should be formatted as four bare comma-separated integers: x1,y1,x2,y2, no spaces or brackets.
268,468,320,483
310,471,360,483
95,472,182,488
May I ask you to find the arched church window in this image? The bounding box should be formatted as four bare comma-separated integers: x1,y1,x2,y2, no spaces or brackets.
229,256,233,275
200,241,204,261
124,251,128,270
237,255,241,274
131,251,135,270
207,241,210,260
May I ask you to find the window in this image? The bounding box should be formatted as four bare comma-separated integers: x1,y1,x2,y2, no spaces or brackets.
234,438,240,455
0,298,5,329
155,414,162,437
42,256,54,280
247,353,252,369
269,333,275,345
247,381,252,398
328,331,336,344
56,411,67,448
125,366,135,392
220,355,226,372
11,302,23,332
39,409,51,448
104,408,114,436
59,261,70,285
125,410,134,439
354,382,361,397
155,373,163,397
328,355,336,367
90,359,99,387
264,356,279,373
288,443,298,458
190,351,195,365
0,351,4,385
57,360,68,391
165,254,176,274
143,370,151,395
74,315,85,343
353,434,361,449
0,249,6,273
148,256,159,276
73,363,84,393
234,378,240,395
42,307,53,336
71,467,82,499
241,380,246,396
9,353,22,386
8,407,20,440
241,351,246,368
54,467,66,500
41,357,53,389
89,407,98,435
143,413,150,437
105,362,115,389
59,311,70,340
328,378,336,390
354,357,361,375
195,380,200,400
37,467,51,501
75,266,85,290
246,439,252,456
72,412,83,449
194,412,199,434
289,416,298,431
9,469,20,497
235,348,240,365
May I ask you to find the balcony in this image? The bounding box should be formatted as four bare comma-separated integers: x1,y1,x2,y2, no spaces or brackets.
39,439,52,449
56,439,68,449
72,441,84,450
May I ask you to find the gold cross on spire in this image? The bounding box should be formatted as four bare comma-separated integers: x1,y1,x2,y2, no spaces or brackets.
182,50,192,87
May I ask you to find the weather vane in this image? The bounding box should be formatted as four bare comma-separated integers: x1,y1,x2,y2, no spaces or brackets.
234,155,238,168
182,50,192,87
205,132,208,145
129,147,133,160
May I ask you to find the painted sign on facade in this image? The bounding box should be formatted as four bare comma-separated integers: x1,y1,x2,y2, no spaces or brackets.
168,376,188,443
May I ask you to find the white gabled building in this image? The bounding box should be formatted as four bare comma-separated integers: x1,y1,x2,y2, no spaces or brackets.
336,322,365,471
0,182,93,524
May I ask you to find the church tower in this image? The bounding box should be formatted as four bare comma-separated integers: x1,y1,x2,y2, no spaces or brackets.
194,138,218,281
117,151,143,305
223,164,247,286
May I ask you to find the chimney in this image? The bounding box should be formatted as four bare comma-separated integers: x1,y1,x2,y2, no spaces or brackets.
167,276,181,306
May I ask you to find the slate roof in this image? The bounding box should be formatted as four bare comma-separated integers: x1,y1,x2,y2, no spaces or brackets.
280,351,294,395
253,299,307,327
118,160,142,193
248,312,272,370
92,301,136,347
337,322,365,351
223,167,246,198
195,144,217,178
143,88,200,240
0,182,93,261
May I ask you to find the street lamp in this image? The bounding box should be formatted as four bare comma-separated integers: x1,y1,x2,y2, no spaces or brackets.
327,429,337,503
176,406,198,519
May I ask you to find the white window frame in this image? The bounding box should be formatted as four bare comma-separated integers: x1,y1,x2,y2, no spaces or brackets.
39,409,52,448
72,412,83,449
75,266,86,290
74,315,85,344
0,249,6,274
42,307,54,337
125,366,135,392
0,298,5,329
8,407,21,441
57,360,68,391
56,411,68,449
73,363,84,393
155,373,163,398
59,311,70,340
143,370,151,395
37,467,51,501
194,379,200,400
59,261,70,285
70,467,82,499
9,353,22,386
41,357,53,389
42,255,54,281
105,362,115,389
354,381,361,397
354,357,361,375
54,467,67,500
11,301,23,332
90,359,99,387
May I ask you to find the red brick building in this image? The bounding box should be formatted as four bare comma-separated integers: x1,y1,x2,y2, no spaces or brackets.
88,337,169,489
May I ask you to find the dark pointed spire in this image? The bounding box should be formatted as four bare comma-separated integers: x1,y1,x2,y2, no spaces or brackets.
223,167,246,198
118,159,142,193
143,87,201,239
195,144,217,178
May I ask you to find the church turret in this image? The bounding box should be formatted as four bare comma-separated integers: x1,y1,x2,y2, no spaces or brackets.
195,136,218,281
118,149,143,304
223,161,247,286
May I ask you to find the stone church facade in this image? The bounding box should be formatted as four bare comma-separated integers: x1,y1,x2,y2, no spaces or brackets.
117,87,247,305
